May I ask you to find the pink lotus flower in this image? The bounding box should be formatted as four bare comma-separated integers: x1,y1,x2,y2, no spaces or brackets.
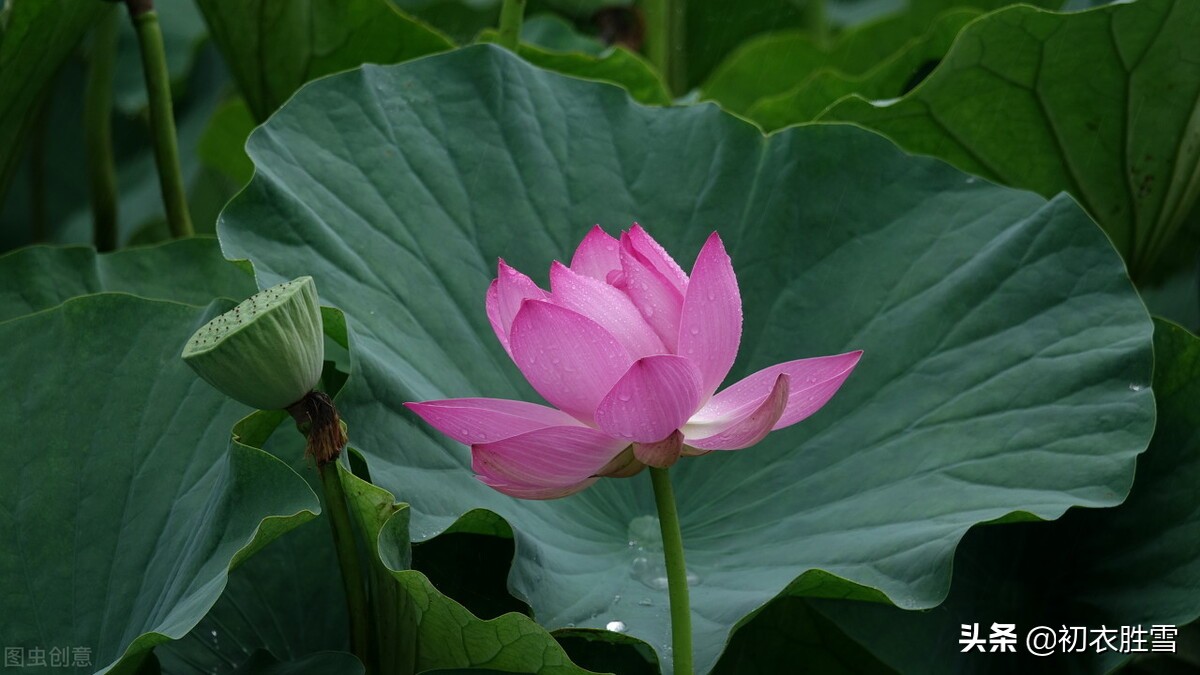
406,225,861,499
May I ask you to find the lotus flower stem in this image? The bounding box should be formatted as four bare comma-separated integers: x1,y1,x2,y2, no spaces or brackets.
125,0,193,239
86,4,120,252
318,460,373,671
643,0,686,95
650,466,693,675
497,0,527,51
284,393,369,668
802,0,828,45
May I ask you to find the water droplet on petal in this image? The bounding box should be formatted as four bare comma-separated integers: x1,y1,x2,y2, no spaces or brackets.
606,620,627,633
688,326,700,336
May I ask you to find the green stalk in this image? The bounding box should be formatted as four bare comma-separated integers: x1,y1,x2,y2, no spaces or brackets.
802,0,828,46
642,0,686,96
649,467,693,675
126,0,193,239
497,0,527,51
318,461,373,671
86,5,120,252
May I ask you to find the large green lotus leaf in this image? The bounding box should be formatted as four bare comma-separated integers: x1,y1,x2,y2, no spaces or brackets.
338,464,597,674
711,597,894,674
0,0,103,205
744,9,979,131
156,411,352,674
698,10,938,115
803,319,1200,674
195,0,453,122
217,46,1154,673
689,0,1059,93
0,295,320,674
822,0,1200,282
0,238,253,322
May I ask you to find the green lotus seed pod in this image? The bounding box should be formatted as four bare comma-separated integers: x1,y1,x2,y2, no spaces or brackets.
182,276,324,410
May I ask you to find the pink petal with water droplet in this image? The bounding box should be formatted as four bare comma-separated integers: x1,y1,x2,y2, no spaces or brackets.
509,300,634,424
491,259,548,346
626,224,689,294
595,354,702,443
677,232,742,401
684,374,788,450
405,398,581,445
472,425,627,488
618,233,685,351
695,351,863,430
549,261,665,359
477,473,599,500
570,225,622,281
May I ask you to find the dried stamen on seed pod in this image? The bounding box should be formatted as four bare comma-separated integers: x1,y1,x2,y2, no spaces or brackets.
286,391,348,465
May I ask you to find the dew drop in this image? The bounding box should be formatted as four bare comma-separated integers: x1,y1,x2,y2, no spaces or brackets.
1129,383,1144,392
606,620,627,633
688,326,700,336
637,598,653,607
618,393,632,402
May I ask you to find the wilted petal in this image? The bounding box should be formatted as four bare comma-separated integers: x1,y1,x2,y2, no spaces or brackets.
509,300,633,423
698,351,863,430
618,234,685,351
633,429,684,468
405,398,580,445
626,224,688,294
677,232,742,401
478,473,599,500
472,425,627,488
595,354,702,443
570,225,622,281
549,261,665,359
487,259,547,353
684,374,788,450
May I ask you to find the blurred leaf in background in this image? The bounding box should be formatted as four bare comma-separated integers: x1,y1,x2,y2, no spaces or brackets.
822,0,1200,285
